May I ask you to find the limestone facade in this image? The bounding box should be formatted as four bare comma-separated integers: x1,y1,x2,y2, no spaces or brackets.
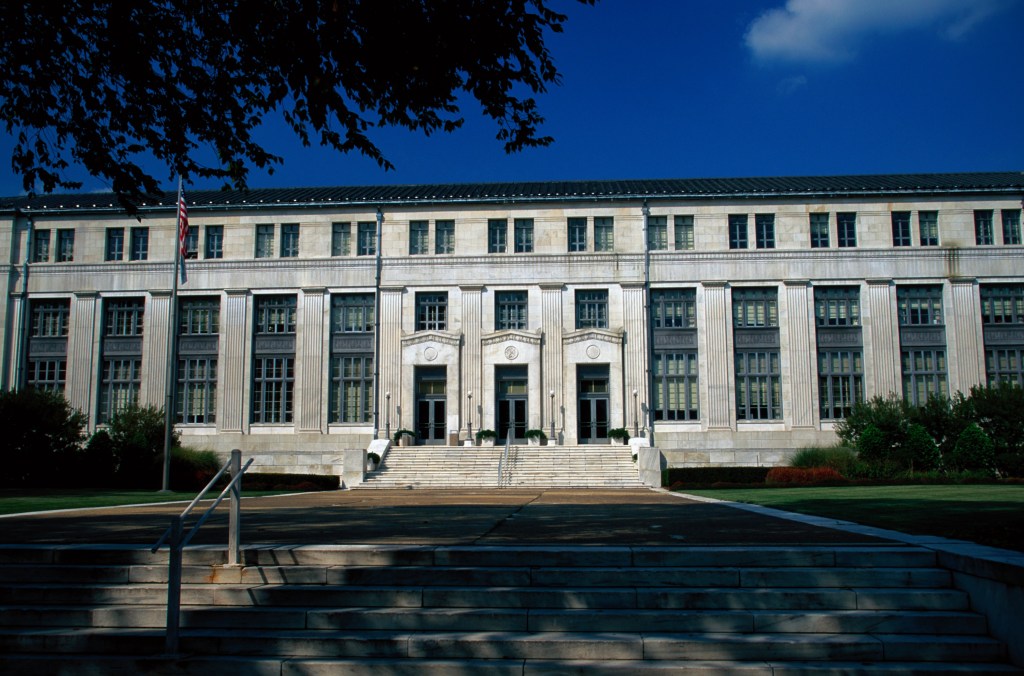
1,173,1022,473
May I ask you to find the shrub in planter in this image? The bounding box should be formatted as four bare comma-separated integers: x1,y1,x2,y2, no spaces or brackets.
476,429,497,445
607,427,630,443
525,429,547,445
393,429,415,445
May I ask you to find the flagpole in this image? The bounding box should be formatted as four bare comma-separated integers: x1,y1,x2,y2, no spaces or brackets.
161,176,184,491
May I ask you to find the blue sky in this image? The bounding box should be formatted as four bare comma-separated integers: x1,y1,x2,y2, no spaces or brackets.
2,0,1022,195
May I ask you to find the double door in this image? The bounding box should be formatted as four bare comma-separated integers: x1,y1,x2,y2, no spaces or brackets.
496,366,528,443
577,365,609,444
415,366,446,445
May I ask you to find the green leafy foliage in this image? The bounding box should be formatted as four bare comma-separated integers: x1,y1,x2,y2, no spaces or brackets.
948,423,996,473
900,423,941,472
789,444,864,477
0,388,86,487
766,467,846,485
105,403,177,488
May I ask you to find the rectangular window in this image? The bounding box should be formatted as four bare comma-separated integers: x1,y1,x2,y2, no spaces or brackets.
204,225,224,259
179,297,219,335
652,289,696,328
732,288,778,328
575,289,609,329
809,213,830,248
568,217,587,252
32,229,50,263
594,217,614,252
514,218,534,253
902,349,948,406
56,229,75,262
99,358,141,423
1002,209,1022,245
918,211,938,246
105,298,145,336
255,224,274,258
27,359,67,394
331,294,374,333
182,226,198,259
728,214,748,249
488,219,507,253
280,223,300,257
735,351,782,420
985,349,1022,386
357,221,376,256
981,285,1024,386
975,210,994,245
495,290,528,331
814,286,861,327
837,213,857,248
980,285,1024,325
648,216,668,250
755,214,775,249
652,352,699,421
129,227,149,261
818,350,864,419
892,211,912,247
177,357,217,424
674,215,694,250
31,300,70,337
435,219,455,254
409,220,429,255
898,286,943,326
105,228,125,261
416,292,448,331
252,357,294,423
331,222,351,256
255,295,297,334
330,356,373,423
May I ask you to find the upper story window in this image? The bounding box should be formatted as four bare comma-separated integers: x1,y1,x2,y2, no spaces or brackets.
594,217,614,252
728,214,748,249
892,212,912,247
837,213,857,248
204,225,224,259
898,286,943,326
815,286,861,326
975,210,994,245
105,228,125,261
652,289,696,328
31,300,70,337
357,222,376,256
280,224,300,257
568,217,587,252
488,219,507,253
331,294,375,332
575,289,608,329
409,220,429,255
732,288,778,328
918,211,938,246
514,218,534,253
648,216,668,250
495,290,528,330
255,224,274,258
32,229,50,262
56,229,74,262
980,285,1024,324
331,223,351,256
674,215,694,250
416,292,448,331
1002,209,1022,245
809,213,829,248
105,298,145,336
435,220,455,254
254,295,297,334
755,214,775,249
129,227,149,261
182,226,198,259
179,298,220,334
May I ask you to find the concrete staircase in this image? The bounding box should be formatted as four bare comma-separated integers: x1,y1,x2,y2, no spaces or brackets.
361,444,645,489
0,543,1018,674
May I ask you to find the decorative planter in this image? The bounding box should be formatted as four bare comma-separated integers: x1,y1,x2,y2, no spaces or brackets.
480,438,495,447
528,437,541,446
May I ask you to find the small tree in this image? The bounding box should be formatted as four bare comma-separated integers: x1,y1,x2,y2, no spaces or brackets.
899,423,941,472
947,423,996,473
0,387,86,487
107,403,177,488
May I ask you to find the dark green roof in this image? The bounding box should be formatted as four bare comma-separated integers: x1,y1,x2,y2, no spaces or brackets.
4,171,1023,216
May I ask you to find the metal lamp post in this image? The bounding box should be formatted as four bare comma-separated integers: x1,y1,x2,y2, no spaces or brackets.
467,390,473,444
633,389,639,438
549,389,555,443
385,392,391,441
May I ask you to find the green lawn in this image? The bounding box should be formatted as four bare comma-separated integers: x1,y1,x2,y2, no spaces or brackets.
680,484,1024,553
0,489,287,516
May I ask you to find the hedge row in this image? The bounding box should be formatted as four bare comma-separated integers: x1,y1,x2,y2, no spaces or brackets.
663,466,771,487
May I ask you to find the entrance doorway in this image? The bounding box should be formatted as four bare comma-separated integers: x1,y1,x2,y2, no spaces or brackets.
577,365,609,444
496,365,528,442
415,366,446,445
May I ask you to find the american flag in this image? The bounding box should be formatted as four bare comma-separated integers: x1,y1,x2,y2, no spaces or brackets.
177,188,189,284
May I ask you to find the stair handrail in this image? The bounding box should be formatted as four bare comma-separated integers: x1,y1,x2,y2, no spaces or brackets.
150,448,253,655
497,429,512,488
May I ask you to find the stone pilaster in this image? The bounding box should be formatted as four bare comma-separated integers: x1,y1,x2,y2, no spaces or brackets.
5,294,26,391
948,278,984,393
379,287,404,433
220,289,249,433
784,280,815,428
540,283,564,434
67,292,99,425
460,285,483,436
144,290,171,409
621,283,649,435
703,282,731,429
865,279,899,398
297,287,326,433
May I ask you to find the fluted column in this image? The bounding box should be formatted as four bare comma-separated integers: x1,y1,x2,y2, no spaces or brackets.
948,278,984,393
67,292,99,425
460,285,483,437
5,294,26,391
297,287,326,433
703,282,732,429
144,291,171,409
621,283,648,435
540,283,564,435
379,287,404,433
865,279,899,398
784,280,815,428
220,289,249,433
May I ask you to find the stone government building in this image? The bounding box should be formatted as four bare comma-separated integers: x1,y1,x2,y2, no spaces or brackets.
2,172,1022,475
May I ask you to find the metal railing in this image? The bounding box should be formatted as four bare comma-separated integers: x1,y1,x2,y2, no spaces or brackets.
497,430,513,488
151,449,253,655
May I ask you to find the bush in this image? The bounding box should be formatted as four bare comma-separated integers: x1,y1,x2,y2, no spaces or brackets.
766,467,846,485
899,423,941,472
970,382,1024,456
994,452,1024,478
664,467,771,487
914,392,973,460
947,423,996,473
107,403,177,488
836,394,913,449
790,444,863,476
0,387,87,487
170,447,221,491
78,429,118,487
243,472,339,491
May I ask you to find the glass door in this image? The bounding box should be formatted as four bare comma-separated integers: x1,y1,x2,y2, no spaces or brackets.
577,365,609,444
415,366,447,445
496,366,528,442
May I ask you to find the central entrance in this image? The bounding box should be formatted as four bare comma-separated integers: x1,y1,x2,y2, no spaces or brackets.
577,365,609,444
496,365,528,443
415,366,447,445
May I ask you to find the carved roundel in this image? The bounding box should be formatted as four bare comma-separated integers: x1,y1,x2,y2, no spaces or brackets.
504,345,519,360
424,346,438,361
586,344,601,359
